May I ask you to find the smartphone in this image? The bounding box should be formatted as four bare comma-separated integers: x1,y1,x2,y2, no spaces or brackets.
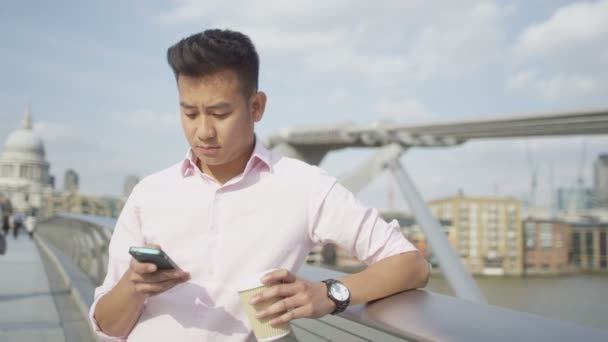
129,246,182,271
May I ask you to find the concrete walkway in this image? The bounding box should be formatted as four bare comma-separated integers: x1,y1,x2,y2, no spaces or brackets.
0,234,80,341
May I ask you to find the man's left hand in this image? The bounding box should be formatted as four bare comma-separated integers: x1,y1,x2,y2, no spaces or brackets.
249,269,336,326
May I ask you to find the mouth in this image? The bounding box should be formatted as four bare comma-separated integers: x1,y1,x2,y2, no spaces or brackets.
195,145,221,156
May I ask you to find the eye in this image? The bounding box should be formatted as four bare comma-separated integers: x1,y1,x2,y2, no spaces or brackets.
184,112,197,118
213,112,232,118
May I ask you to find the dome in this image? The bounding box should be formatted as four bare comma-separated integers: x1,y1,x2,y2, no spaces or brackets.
4,129,45,157
1,106,46,162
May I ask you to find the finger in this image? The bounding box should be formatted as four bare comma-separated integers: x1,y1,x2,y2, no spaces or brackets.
130,258,157,274
261,269,296,285
145,243,162,250
134,277,187,296
250,282,302,305
256,295,303,319
136,269,190,284
270,306,311,326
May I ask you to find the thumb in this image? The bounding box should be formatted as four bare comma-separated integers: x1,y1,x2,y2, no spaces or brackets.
145,242,162,250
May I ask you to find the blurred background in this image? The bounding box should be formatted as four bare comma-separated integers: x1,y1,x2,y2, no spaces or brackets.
1,0,607,340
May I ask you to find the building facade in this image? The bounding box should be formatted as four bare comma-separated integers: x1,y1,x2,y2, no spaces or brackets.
570,222,608,272
64,169,79,192
522,219,572,275
0,107,53,214
593,154,608,208
430,197,523,276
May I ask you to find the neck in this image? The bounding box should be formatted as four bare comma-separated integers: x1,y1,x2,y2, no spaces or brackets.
198,139,256,185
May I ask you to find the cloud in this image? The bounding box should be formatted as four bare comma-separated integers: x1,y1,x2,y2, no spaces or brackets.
155,0,509,86
513,0,608,61
508,69,599,100
112,111,179,129
34,121,90,145
510,0,608,101
373,97,433,123
158,0,350,26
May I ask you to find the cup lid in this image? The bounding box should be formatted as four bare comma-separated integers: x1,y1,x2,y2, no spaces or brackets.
236,268,279,292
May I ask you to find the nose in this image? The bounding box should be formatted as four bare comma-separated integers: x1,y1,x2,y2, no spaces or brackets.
196,115,216,141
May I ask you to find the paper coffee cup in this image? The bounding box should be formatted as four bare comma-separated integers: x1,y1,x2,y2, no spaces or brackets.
237,270,291,341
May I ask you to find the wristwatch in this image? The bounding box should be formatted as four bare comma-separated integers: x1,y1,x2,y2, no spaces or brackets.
321,279,350,315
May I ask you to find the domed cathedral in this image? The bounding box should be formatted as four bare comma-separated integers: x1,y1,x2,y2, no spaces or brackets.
0,106,53,214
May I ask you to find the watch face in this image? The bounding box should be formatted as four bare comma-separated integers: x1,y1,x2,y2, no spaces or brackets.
330,282,349,301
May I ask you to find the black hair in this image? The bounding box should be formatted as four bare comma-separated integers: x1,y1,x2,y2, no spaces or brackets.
167,29,259,95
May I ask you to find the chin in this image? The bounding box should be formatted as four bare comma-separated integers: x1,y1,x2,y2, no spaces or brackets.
196,155,224,166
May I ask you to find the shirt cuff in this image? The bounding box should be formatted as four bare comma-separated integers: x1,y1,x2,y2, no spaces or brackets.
89,290,129,341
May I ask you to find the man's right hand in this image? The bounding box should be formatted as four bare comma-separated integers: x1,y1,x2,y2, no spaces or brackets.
126,246,190,298
94,245,190,337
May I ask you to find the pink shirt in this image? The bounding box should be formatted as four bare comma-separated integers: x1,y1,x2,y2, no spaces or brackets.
90,138,417,341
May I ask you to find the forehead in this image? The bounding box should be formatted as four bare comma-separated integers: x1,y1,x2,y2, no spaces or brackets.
177,70,243,100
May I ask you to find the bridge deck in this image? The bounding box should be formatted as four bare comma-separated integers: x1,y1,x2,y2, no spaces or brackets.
0,235,93,342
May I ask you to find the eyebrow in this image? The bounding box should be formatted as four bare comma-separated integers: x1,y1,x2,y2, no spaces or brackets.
180,102,197,110
179,101,231,111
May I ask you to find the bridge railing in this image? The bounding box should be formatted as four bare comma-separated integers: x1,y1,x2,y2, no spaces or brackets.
37,212,113,285
35,213,608,342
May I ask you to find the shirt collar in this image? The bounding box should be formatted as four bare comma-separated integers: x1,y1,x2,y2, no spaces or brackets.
180,135,273,178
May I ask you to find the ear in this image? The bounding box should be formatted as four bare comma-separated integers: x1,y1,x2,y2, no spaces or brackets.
250,91,267,123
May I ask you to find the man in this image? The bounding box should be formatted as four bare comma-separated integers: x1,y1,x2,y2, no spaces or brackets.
11,211,24,239
91,29,429,341
1,195,13,236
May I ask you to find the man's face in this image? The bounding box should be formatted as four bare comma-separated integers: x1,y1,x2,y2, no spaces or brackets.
177,70,265,169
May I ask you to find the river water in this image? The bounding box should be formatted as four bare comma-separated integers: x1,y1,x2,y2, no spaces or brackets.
426,273,608,330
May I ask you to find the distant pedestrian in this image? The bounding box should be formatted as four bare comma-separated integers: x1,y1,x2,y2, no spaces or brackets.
12,212,25,239
1,195,13,236
0,227,6,255
25,211,37,240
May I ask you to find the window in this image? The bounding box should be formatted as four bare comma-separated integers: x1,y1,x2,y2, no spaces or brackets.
525,222,536,249
556,233,564,248
586,232,594,268
540,223,553,249
572,232,581,265
586,232,594,255
484,257,503,268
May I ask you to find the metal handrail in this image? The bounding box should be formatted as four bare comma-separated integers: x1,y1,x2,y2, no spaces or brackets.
34,214,608,341
37,212,112,285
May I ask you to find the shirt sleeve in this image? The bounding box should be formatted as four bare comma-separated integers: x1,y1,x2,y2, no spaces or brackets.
308,171,417,265
88,184,145,341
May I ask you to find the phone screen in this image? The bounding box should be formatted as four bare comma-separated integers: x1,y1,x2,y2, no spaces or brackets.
129,246,182,271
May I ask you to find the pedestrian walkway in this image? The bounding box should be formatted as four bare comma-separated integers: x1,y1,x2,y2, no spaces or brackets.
0,235,93,341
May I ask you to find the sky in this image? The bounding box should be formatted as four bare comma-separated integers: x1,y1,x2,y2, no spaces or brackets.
1,0,607,210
